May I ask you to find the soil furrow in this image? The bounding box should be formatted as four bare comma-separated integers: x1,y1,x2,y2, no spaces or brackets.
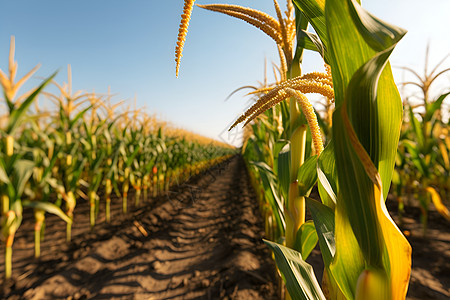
1,156,279,300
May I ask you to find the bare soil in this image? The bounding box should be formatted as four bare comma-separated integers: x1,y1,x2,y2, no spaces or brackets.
388,197,450,300
0,155,448,299
0,156,279,299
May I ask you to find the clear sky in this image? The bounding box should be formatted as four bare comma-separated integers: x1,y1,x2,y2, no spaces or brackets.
1,1,449,146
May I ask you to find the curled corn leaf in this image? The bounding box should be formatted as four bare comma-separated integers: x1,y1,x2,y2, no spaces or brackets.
426,187,450,221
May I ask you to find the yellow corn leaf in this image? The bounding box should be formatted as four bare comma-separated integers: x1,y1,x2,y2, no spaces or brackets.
438,142,449,170
374,181,412,300
426,187,450,221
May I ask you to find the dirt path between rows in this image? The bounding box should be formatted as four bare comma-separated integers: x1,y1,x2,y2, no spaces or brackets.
0,156,279,300
1,155,448,299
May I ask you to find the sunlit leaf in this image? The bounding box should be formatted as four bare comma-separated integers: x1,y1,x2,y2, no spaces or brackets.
293,220,318,260
426,187,450,221
265,240,326,300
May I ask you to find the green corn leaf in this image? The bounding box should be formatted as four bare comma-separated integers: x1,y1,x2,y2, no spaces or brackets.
401,140,429,176
92,152,106,171
297,30,326,61
251,161,285,232
273,139,289,177
0,158,10,184
326,0,411,298
264,240,326,300
278,143,291,200
69,106,92,129
126,145,141,167
7,72,57,135
4,92,14,112
23,201,72,224
409,106,425,149
306,197,336,267
293,220,318,260
297,155,318,196
346,0,405,52
291,4,310,77
105,146,121,178
292,0,328,62
424,91,450,123
12,159,34,198
317,142,337,209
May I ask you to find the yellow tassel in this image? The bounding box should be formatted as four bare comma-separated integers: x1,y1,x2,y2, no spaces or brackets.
285,88,324,155
175,0,196,77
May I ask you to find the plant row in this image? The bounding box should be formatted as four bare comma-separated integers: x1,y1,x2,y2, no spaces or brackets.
0,37,235,279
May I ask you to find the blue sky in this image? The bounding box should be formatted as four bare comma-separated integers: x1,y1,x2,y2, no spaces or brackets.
1,1,449,146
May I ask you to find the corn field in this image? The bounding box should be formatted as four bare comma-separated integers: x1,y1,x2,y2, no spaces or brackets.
1,1,449,299
0,36,234,282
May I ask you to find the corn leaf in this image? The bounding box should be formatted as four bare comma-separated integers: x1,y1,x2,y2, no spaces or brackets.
273,139,289,177
69,105,92,129
409,106,425,149
402,140,429,176
317,142,337,209
12,159,34,199
278,143,291,200
424,91,450,123
297,30,326,61
264,240,326,300
293,220,318,260
125,145,141,167
306,198,336,267
7,72,56,135
251,161,286,232
426,187,450,221
0,159,10,185
438,141,449,170
23,201,72,224
326,0,411,298
346,1,405,52
297,155,317,196
292,0,328,63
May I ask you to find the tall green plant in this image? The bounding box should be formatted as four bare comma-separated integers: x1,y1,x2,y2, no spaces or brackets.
175,0,412,298
393,50,450,232
0,37,57,278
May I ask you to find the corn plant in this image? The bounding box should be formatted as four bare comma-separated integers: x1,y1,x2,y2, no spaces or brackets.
81,121,106,228
392,50,450,233
102,126,122,222
97,99,124,222
175,0,412,298
228,68,290,242
21,124,71,258
117,123,141,213
45,66,91,241
0,32,235,280
0,37,58,278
